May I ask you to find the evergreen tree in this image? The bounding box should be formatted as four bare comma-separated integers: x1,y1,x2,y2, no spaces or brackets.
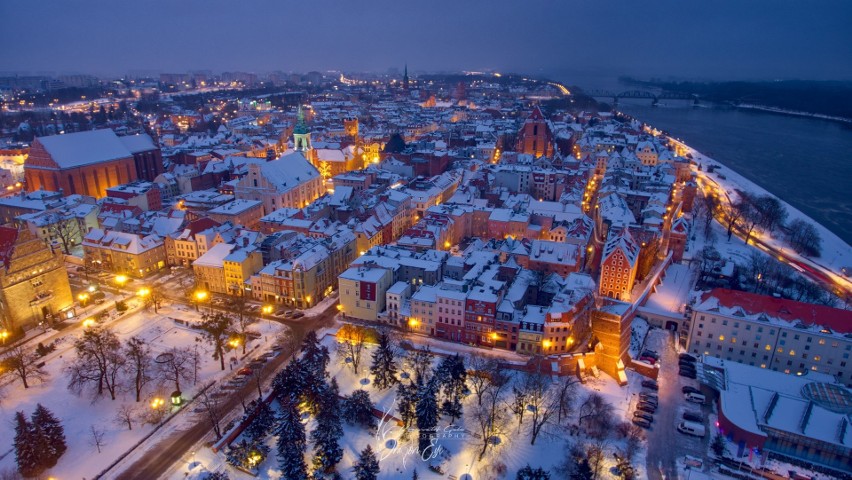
275,398,308,480
341,389,377,429
244,401,275,442
396,381,418,435
301,331,330,377
273,359,306,404
517,464,551,480
415,378,439,454
226,438,269,471
369,332,398,389
353,445,380,480
436,354,467,422
412,469,419,480
14,411,43,478
312,379,344,474
572,459,593,480
31,404,66,467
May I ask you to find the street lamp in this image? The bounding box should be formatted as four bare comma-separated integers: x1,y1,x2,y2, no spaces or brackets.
82,318,96,328
0,329,8,345
77,292,90,306
262,305,273,318
194,290,208,312
115,274,128,287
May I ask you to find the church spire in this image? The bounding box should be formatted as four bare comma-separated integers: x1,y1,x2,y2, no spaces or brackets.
293,105,312,152
403,63,410,90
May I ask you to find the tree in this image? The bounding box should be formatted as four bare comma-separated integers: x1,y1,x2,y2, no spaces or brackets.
114,404,137,430
14,411,42,478
517,464,551,480
555,376,579,424
396,380,418,436
312,379,344,474
614,453,636,480
472,398,506,461
227,294,252,354
521,363,562,445
46,212,79,255
382,132,406,153
510,385,529,433
32,404,66,466
578,393,614,439
199,311,233,371
404,346,434,382
199,389,225,439
342,389,377,429
157,346,196,393
415,378,439,455
467,355,500,406
725,197,746,241
89,425,106,453
353,445,380,480
711,433,726,457
275,397,308,480
787,218,822,257
226,438,269,472
244,400,275,441
435,354,466,422
67,326,125,400
337,324,368,375
124,336,153,402
2,344,48,389
737,197,759,244
369,331,398,389
754,195,787,234
586,442,606,480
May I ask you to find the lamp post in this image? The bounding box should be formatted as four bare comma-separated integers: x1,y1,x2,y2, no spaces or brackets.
194,290,208,312
0,329,8,345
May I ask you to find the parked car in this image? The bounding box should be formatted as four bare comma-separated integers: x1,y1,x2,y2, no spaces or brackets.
679,369,697,379
633,412,654,423
237,367,253,376
682,386,700,395
684,392,706,404
291,311,305,319
682,410,703,423
640,397,658,408
641,350,660,360
677,421,706,437
637,402,656,413
679,360,696,369
284,310,294,318
632,417,651,428
639,356,657,365
679,353,697,362
641,380,659,390
640,394,658,404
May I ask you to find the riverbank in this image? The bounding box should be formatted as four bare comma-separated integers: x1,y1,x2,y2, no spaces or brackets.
736,104,852,125
667,136,852,291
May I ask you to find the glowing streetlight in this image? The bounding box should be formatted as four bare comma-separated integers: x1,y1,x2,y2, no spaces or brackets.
229,338,241,349
0,329,9,345
194,290,208,312
543,339,552,349
408,318,419,330
262,305,273,315
78,292,90,305
150,397,165,409
114,274,128,286
82,318,96,328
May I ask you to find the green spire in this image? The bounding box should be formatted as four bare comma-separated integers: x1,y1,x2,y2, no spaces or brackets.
294,105,308,135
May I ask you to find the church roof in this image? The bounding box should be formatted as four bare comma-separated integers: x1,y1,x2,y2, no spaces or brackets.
34,129,132,168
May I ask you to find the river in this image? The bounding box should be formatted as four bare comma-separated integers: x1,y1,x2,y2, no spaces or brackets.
608,100,852,246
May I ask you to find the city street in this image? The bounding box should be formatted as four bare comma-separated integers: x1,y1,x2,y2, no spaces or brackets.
644,329,710,480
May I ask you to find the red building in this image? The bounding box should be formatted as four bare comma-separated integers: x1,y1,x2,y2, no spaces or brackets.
24,129,162,198
516,106,554,158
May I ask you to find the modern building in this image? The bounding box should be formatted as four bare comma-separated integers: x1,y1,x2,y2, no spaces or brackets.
0,226,73,332
702,357,851,475
685,289,852,386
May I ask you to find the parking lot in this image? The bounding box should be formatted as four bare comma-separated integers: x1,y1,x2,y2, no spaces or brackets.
641,328,712,479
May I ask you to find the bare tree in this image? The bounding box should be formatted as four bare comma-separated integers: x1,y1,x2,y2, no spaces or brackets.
466,355,499,406
199,311,233,371
47,212,80,255
67,326,125,400
578,393,614,439
587,440,608,480
554,376,579,424
114,404,137,430
337,324,368,375
2,344,48,389
89,425,106,453
519,360,565,445
471,398,506,461
157,346,195,392
404,346,434,382
510,384,529,433
754,195,787,235
124,336,153,402
198,388,225,439
787,219,822,257
725,197,746,241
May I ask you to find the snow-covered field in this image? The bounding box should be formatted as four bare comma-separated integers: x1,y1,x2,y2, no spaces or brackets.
0,300,287,479
183,325,651,479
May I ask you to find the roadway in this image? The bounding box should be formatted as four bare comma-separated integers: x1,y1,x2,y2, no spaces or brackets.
112,301,338,480
696,173,852,300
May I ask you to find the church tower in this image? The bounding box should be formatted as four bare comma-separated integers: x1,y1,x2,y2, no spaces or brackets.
293,105,312,152
403,64,410,90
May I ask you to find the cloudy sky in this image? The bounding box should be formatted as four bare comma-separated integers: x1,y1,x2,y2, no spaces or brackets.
2,0,851,85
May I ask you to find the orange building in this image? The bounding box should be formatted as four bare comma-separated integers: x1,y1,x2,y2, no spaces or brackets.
599,228,640,301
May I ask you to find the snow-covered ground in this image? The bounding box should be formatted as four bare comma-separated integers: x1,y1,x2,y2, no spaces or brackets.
182,325,651,479
683,142,852,288
0,301,287,479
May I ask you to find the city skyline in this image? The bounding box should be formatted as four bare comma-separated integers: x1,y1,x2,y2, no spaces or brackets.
2,0,852,81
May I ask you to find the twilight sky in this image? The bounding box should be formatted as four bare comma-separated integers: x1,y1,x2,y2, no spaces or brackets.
2,0,851,85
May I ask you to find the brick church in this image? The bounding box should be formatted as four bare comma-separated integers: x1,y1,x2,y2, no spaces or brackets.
24,129,162,198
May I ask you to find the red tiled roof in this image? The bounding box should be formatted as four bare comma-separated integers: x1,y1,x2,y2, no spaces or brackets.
703,288,852,334
0,226,20,268
186,217,221,236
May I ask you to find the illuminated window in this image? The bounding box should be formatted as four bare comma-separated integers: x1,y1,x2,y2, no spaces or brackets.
718,335,725,341
765,344,771,351
789,350,796,356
